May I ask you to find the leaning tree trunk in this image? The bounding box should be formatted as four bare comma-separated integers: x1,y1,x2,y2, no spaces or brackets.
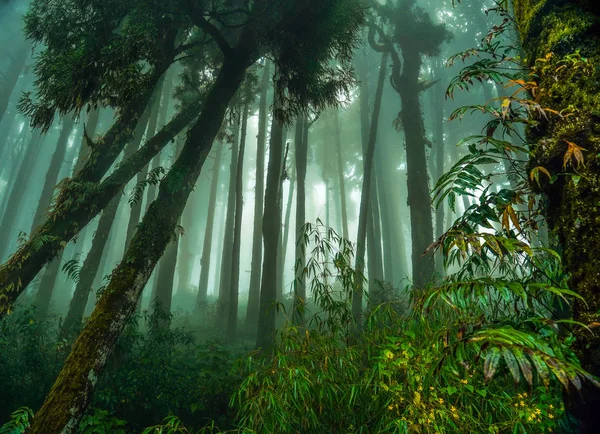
60,110,156,336
511,1,600,431
0,94,200,318
256,113,285,350
246,60,270,328
28,49,254,434
228,102,249,339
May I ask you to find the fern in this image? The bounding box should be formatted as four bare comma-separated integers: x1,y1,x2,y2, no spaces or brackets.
62,256,82,283
129,166,165,207
0,407,33,434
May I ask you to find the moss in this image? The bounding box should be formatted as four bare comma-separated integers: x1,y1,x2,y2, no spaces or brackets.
514,0,600,373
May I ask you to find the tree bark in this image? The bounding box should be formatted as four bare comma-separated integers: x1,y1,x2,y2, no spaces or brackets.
196,144,223,311
353,52,388,322
511,1,600,430
334,111,349,240
395,44,435,289
60,194,121,338
256,113,284,350
217,113,241,324
28,48,254,434
228,102,249,339
246,60,270,328
293,115,307,325
0,130,43,261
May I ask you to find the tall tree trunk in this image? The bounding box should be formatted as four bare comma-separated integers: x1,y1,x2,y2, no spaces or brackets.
151,135,187,319
28,48,253,434
511,2,600,431
0,39,28,126
228,102,249,339
33,115,76,316
396,45,434,289
293,115,307,325
124,78,165,249
196,145,223,311
334,111,349,240
31,115,76,231
217,113,241,324
0,130,44,260
60,194,121,338
430,63,446,276
256,113,284,350
353,52,388,322
246,60,270,328
280,162,295,301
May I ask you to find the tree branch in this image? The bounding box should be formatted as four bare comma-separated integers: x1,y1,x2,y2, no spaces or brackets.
184,1,234,57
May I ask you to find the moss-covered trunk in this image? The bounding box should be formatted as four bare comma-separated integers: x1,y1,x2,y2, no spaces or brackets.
28,51,253,434
511,0,600,430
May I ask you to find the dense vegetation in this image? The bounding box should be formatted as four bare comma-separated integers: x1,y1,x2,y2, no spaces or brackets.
0,0,599,433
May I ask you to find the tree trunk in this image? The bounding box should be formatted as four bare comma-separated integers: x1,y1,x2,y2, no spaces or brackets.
0,130,43,261
396,45,435,289
124,78,165,249
28,49,253,434
228,102,249,339
217,113,241,324
0,39,28,126
31,115,76,231
0,97,201,317
511,1,600,430
246,60,270,328
334,111,349,240
196,144,223,311
256,113,284,350
353,52,388,321
60,194,121,338
293,115,307,325
32,115,76,316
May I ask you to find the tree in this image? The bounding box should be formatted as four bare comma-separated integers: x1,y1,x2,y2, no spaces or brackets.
28,2,365,431
246,60,270,328
368,0,452,288
510,1,600,430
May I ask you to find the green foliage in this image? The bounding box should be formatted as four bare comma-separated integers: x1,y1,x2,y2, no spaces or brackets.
78,409,127,434
228,221,582,433
62,255,82,284
268,0,365,122
129,166,166,207
0,308,242,433
0,407,33,434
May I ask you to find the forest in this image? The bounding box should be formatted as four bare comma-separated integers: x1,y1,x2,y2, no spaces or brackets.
0,0,599,432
